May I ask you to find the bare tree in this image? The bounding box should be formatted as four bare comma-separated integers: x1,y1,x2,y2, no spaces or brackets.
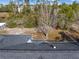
50,0,59,28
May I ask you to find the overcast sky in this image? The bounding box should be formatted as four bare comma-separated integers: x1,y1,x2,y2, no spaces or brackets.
0,0,78,5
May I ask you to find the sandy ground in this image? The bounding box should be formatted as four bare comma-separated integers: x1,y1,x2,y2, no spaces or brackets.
0,28,79,41
5,28,36,35
2,28,45,40
0,28,62,41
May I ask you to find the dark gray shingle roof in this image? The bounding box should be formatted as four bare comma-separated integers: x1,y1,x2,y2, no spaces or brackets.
0,35,32,48
0,35,79,51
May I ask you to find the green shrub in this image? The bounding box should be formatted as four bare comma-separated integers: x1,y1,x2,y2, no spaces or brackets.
7,21,17,28
24,19,37,28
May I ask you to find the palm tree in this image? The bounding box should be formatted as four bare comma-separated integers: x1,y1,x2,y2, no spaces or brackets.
72,1,79,20
58,3,74,29
50,0,59,28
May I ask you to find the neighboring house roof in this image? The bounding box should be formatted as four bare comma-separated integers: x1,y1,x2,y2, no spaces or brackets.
1,41,79,51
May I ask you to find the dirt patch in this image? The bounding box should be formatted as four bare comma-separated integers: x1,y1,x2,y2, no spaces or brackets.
32,32,46,40
47,29,62,41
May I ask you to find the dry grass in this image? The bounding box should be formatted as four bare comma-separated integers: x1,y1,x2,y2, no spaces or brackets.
32,32,46,40
47,29,62,41
0,30,7,35
33,29,64,41
69,31,79,39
